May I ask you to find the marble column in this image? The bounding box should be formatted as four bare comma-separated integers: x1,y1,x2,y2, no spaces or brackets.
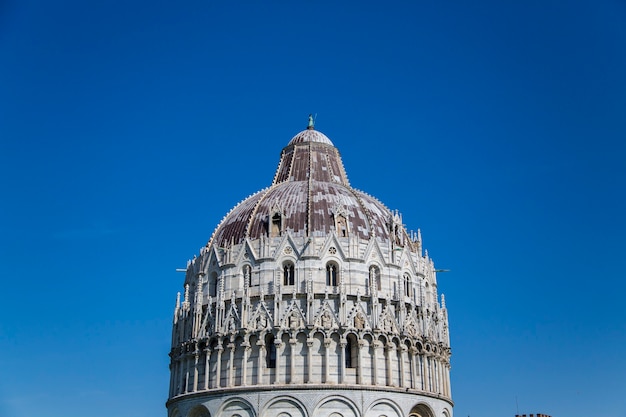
177,356,184,394
384,342,394,386
193,352,199,392
357,340,365,385
399,345,407,387
372,341,380,385
289,338,296,383
324,338,331,383
428,355,434,392
339,339,346,384
227,342,235,387
306,338,314,383
204,347,211,389
215,345,223,388
421,354,427,391
434,358,440,394
274,341,283,384
409,347,418,389
242,343,250,386
257,340,266,385
184,355,191,393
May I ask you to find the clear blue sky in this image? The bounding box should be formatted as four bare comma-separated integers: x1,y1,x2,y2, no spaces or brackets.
1,1,625,416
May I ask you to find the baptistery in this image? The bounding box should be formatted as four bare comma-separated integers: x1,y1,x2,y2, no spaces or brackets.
167,119,453,417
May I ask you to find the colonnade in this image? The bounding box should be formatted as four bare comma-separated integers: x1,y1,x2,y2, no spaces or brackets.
169,331,451,399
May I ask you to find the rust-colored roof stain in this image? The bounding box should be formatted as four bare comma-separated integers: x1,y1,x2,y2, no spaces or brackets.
210,128,406,248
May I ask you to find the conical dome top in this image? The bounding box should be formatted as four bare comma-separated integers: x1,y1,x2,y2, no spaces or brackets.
272,128,349,186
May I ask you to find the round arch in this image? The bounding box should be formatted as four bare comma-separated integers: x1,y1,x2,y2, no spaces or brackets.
313,396,359,417
408,403,435,417
402,271,413,298
325,260,341,287
188,404,210,417
262,396,308,417
364,399,402,417
217,398,256,417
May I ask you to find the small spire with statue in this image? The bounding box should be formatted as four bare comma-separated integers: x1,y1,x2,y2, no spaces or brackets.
307,114,315,130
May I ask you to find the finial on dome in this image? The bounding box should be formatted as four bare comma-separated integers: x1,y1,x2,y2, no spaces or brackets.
307,114,315,130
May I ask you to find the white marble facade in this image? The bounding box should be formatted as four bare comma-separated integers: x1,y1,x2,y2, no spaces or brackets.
167,123,453,417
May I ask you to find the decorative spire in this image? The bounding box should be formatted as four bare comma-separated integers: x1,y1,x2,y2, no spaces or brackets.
195,276,203,307
182,284,190,311
307,114,314,130
173,292,181,324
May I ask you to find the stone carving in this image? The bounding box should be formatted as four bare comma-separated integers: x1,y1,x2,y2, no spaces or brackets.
289,310,301,329
321,310,333,329
384,316,393,332
382,314,397,333
256,314,268,330
354,312,365,330
228,315,237,332
405,319,416,337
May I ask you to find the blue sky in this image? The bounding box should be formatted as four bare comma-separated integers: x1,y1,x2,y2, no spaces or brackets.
1,1,625,416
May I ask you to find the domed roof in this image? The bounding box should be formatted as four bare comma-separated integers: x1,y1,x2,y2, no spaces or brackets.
209,124,409,249
288,128,334,146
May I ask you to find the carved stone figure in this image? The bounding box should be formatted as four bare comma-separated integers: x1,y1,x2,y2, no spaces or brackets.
320,311,331,329
289,311,300,329
406,320,416,336
384,315,394,333
354,312,365,330
256,314,267,330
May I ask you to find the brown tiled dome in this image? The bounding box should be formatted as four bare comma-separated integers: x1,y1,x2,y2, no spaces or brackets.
209,127,408,248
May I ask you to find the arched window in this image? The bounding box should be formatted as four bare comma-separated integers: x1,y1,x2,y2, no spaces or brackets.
326,262,338,286
209,272,218,297
283,262,294,286
409,404,435,417
369,265,381,291
271,212,282,237
188,405,211,417
265,334,276,368
403,273,412,297
345,334,358,369
336,214,348,237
